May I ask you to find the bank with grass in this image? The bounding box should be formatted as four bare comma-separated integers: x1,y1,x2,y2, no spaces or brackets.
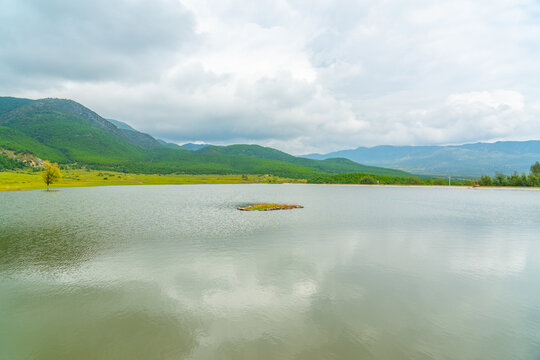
0,169,304,191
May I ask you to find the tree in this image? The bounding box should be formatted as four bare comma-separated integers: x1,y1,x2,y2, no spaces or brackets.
531,161,540,175
41,161,62,191
405,176,423,185
478,175,493,186
493,172,507,186
359,175,376,184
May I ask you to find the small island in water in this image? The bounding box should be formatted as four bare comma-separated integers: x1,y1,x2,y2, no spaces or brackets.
237,203,304,211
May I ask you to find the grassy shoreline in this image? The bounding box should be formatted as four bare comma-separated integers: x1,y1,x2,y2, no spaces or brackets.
2,170,539,192
0,170,305,191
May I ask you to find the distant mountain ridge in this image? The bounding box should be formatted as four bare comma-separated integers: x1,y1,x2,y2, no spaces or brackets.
107,119,163,148
197,144,409,176
107,119,135,131
303,141,540,176
0,96,409,178
181,143,209,151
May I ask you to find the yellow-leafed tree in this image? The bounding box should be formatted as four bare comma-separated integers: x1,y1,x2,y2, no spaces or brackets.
41,161,62,191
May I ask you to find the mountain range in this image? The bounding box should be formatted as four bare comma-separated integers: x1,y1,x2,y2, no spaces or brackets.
303,142,540,176
0,97,409,178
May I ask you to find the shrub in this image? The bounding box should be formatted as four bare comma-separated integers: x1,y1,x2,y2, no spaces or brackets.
405,177,423,185
359,176,376,184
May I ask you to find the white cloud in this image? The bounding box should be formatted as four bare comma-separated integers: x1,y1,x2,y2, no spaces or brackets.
2,0,540,153
447,90,524,111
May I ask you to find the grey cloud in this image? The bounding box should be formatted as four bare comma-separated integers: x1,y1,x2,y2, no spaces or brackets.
0,0,195,85
66,69,356,146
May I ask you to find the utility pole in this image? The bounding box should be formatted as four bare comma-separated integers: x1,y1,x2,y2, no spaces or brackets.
448,176,451,186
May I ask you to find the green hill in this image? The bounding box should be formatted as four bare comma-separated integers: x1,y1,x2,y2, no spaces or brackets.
197,144,410,176
0,98,146,164
0,126,68,162
0,97,409,179
0,97,34,116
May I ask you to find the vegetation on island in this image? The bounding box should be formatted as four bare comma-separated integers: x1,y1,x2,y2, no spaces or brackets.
237,203,304,211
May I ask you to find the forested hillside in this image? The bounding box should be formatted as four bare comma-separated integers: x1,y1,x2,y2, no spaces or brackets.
0,97,408,179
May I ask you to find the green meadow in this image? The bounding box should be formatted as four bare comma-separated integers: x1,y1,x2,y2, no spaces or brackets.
0,170,304,192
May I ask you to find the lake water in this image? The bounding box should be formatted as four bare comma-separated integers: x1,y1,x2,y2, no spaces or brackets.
1,184,540,359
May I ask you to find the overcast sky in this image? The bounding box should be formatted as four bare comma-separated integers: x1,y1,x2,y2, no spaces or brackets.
1,0,540,154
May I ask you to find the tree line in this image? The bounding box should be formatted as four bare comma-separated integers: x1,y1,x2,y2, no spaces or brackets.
308,173,470,186
309,162,540,187
478,162,540,187
0,155,26,170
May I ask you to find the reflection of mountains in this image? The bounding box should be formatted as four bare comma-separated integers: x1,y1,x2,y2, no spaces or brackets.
0,223,103,269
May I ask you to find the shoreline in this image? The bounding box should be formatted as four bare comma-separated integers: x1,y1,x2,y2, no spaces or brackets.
303,183,540,190
2,177,539,192
0,170,304,192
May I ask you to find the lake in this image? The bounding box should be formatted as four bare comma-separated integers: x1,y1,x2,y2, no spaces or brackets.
1,184,540,359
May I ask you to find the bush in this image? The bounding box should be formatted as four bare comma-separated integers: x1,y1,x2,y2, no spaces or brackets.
405,177,423,185
478,175,492,186
359,176,376,184
0,154,27,170
434,179,446,185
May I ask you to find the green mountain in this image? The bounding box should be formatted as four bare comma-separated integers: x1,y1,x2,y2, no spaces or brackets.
0,97,409,178
0,125,68,162
0,97,34,116
0,98,147,164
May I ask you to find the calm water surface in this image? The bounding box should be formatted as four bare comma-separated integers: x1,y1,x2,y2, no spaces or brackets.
1,185,540,359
